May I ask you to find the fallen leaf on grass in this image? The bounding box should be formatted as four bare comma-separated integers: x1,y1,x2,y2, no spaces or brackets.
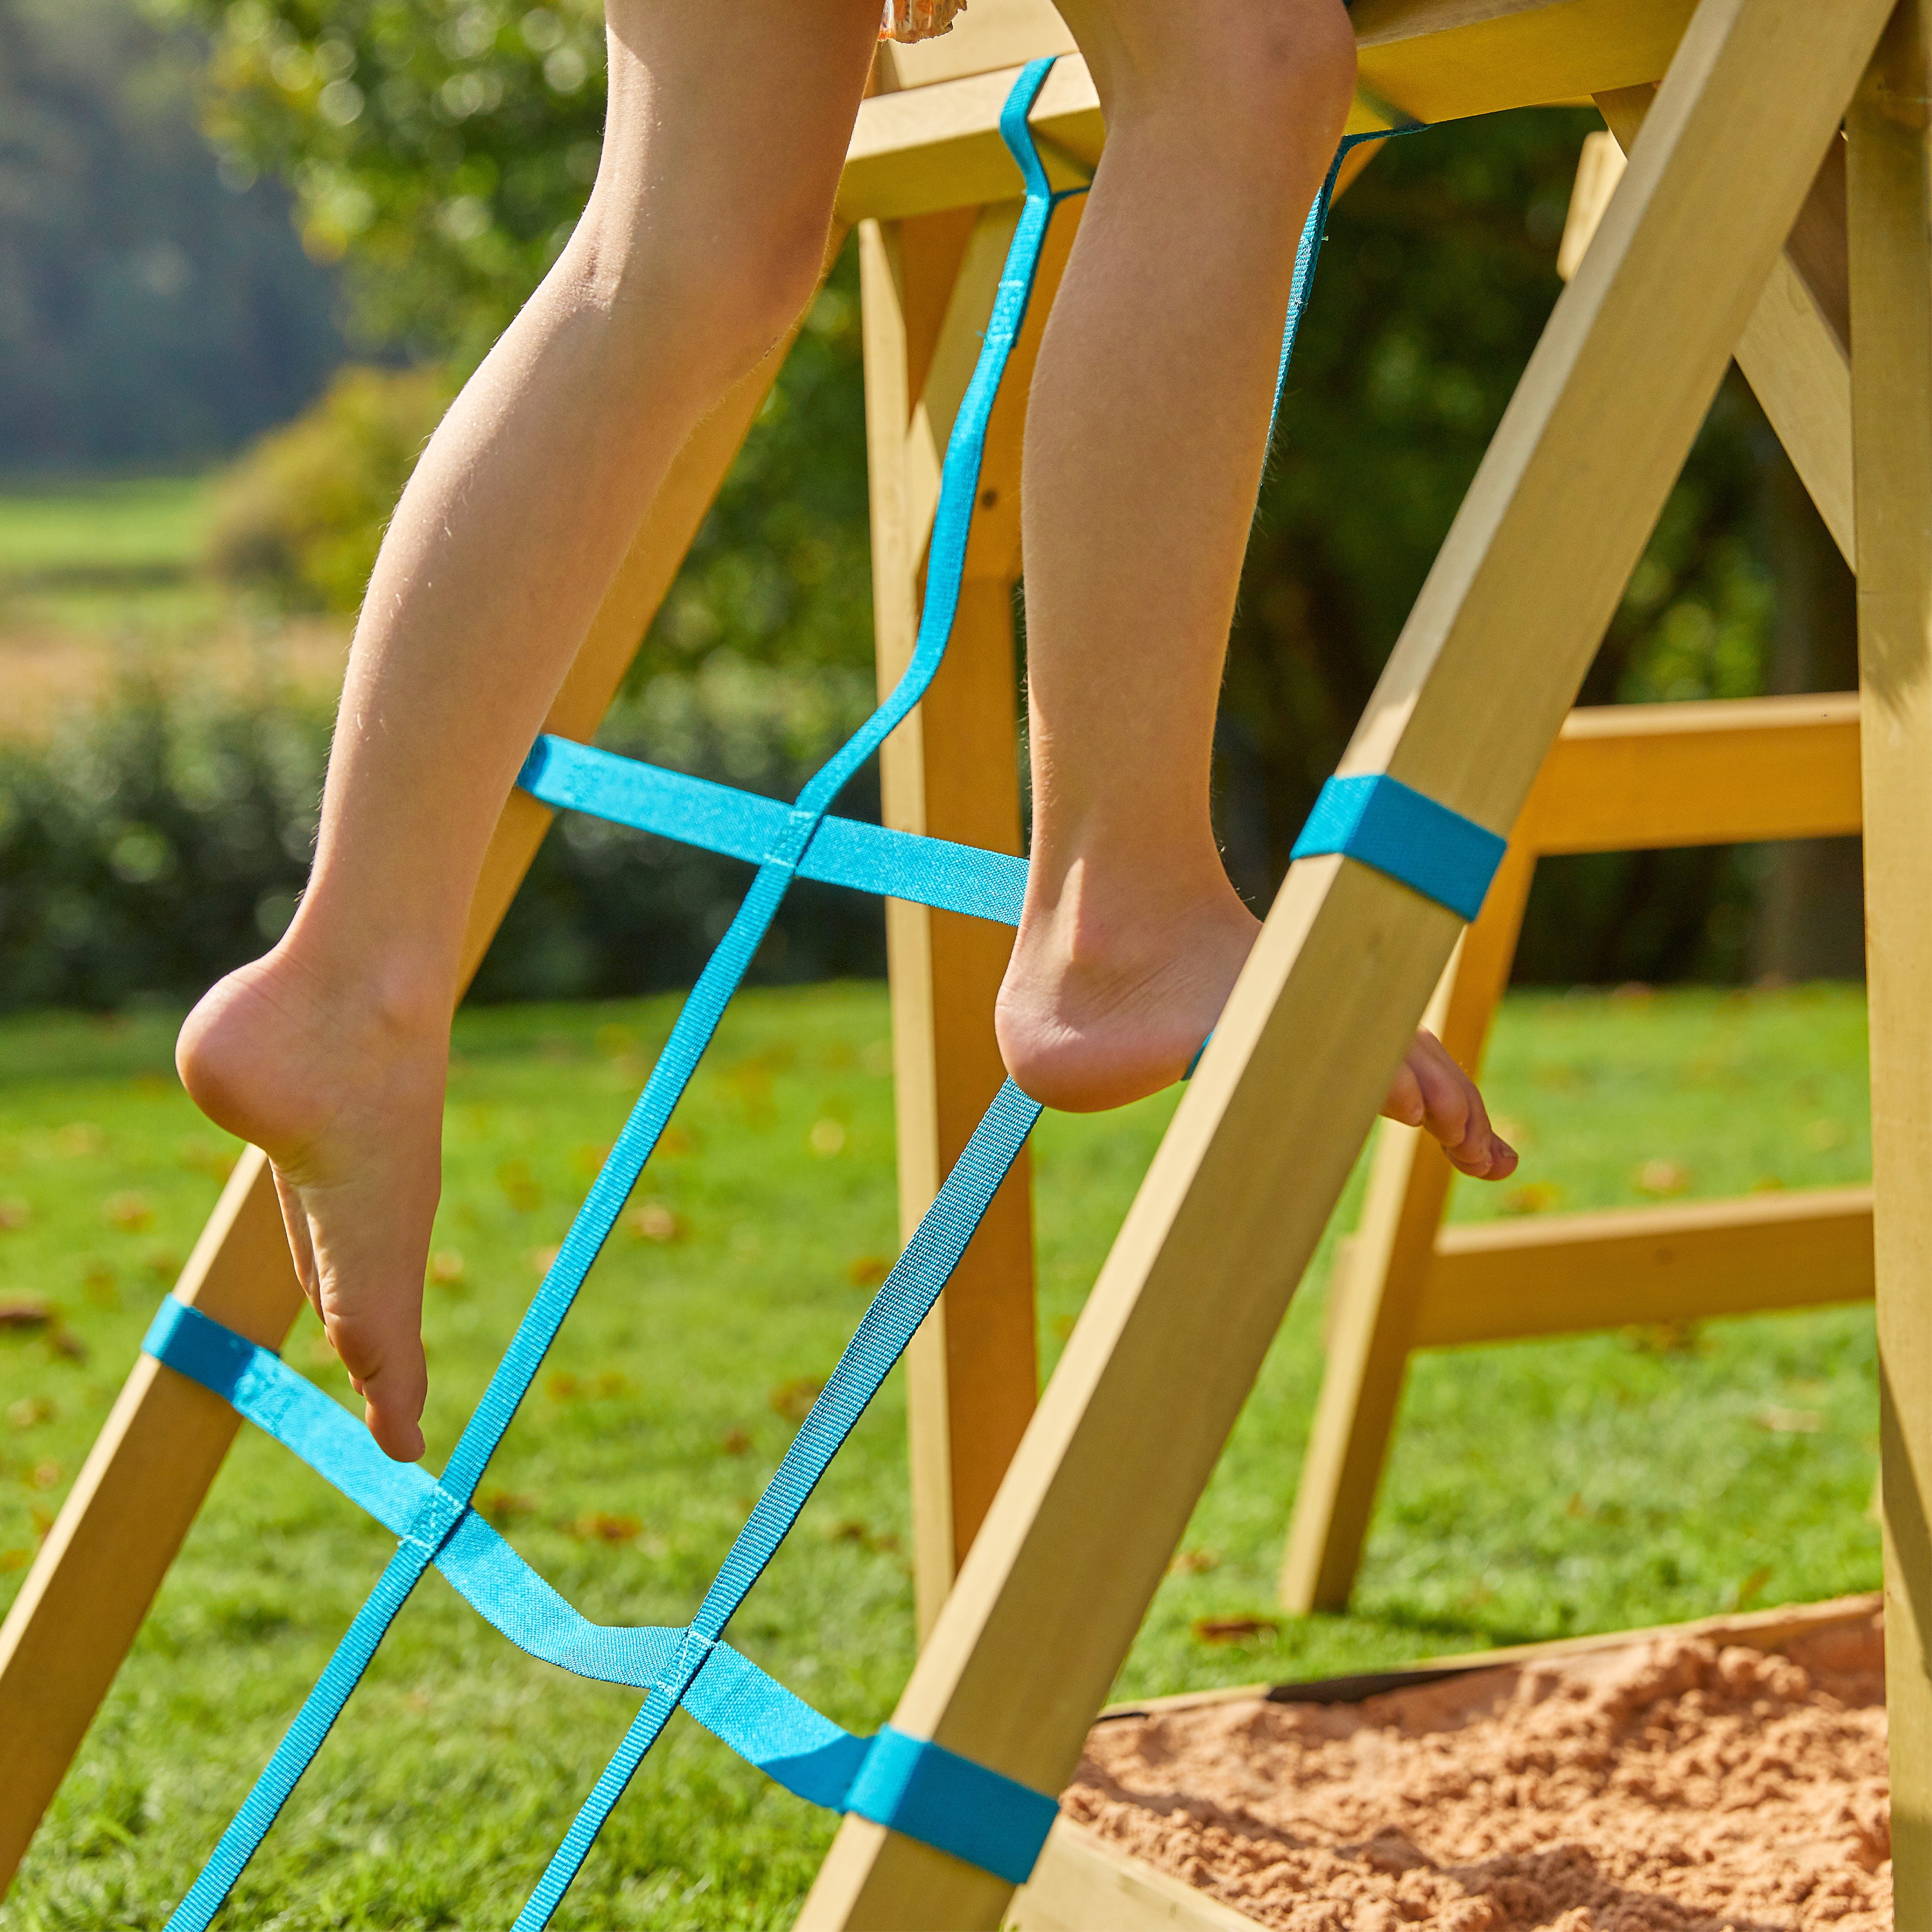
499,1161,542,1214
1624,1320,1705,1357
0,1550,30,1572
1169,1548,1221,1576
8,1396,53,1429
104,1192,153,1231
0,1201,29,1232
1733,1564,1774,1611
49,1328,86,1362
1501,1182,1560,1217
1635,1159,1691,1197
718,1428,752,1457
846,1255,893,1289
656,1125,696,1159
140,1249,178,1284
768,1377,824,1425
829,1519,899,1553
1192,1616,1279,1646
29,1459,62,1490
0,1299,51,1329
428,1249,466,1287
479,1490,536,1527
526,1245,561,1277
627,1203,684,1244
56,1123,104,1157
1752,1405,1822,1434
572,1511,642,1544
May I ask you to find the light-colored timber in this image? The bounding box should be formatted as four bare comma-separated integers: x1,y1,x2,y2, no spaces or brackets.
1849,2,1932,1907
0,298,819,1892
862,205,1043,1637
799,2,1895,1921
1415,1186,1875,1347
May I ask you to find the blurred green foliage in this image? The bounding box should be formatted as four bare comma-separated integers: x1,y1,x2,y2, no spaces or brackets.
0,672,885,1013
205,364,455,611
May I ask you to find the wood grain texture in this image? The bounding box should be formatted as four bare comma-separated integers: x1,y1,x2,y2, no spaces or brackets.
1417,1186,1875,1347
862,219,1038,1638
800,4,1891,1920
1848,3,1932,1907
839,0,1702,224
0,296,810,1902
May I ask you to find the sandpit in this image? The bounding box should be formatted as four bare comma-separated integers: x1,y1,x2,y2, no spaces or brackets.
1062,1606,1887,1931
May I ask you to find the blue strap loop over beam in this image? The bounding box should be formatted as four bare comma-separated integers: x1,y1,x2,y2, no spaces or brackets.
1289,773,1505,922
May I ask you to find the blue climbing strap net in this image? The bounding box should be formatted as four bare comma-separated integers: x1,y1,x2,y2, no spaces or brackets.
143,61,1495,1928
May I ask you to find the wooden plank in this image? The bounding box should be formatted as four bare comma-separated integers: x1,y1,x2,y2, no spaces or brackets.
797,5,1892,1922
1414,1185,1875,1347
874,0,1076,94
1848,6,1932,1911
1558,130,1628,281
0,313,808,1899
838,0,1702,225
1279,843,1535,1613
1520,693,1862,854
1009,1821,1268,1932
862,222,1038,1639
1593,87,1854,565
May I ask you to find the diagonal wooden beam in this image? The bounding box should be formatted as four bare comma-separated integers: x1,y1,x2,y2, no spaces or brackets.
0,313,814,1897
796,0,1892,1920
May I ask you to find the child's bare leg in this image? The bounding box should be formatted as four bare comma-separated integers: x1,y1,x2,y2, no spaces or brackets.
994,0,1514,1180
177,0,884,1459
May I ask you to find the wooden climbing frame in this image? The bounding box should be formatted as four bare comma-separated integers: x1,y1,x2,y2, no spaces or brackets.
2,2,1928,1929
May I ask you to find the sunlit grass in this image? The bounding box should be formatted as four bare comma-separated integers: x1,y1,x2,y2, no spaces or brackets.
0,981,1879,1928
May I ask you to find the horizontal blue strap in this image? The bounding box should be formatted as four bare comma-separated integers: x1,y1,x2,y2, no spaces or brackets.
1289,773,1505,923
846,1726,1057,1887
518,736,1027,929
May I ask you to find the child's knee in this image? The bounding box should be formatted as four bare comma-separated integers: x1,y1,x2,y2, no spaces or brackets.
1208,0,1357,160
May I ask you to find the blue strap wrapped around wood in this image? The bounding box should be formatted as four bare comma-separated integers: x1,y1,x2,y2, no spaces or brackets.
1290,772,1506,922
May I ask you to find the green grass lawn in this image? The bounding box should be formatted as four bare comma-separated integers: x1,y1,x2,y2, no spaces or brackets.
0,981,1880,1929
0,478,221,637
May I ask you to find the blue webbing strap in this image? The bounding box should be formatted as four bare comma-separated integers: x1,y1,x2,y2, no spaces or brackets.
141,1079,1052,1881
158,57,1065,1932
1289,773,1505,922
518,734,1028,927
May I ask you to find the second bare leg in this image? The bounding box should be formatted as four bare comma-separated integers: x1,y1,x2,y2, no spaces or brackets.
996,0,1514,1178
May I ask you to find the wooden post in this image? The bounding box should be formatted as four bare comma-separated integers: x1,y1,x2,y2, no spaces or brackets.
862,196,1083,1634
0,324,810,1896
1848,2,1932,1907
797,0,1891,1918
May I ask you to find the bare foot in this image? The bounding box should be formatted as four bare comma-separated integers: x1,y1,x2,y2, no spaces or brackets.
177,946,448,1460
995,872,1518,1180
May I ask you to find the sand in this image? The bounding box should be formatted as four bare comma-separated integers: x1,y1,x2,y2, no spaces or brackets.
1063,1614,1887,1931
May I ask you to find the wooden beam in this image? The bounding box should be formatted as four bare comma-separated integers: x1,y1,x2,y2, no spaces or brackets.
862,219,1039,1639
874,0,1076,95
1415,1186,1875,1347
1592,87,1854,566
798,3,1891,1920
1521,693,1862,853
838,0,1703,225
0,313,808,1899
1848,4,1932,1910
1009,1821,1267,1932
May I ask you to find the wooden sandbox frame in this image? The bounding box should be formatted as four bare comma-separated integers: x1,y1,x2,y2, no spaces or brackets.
2,0,1929,1927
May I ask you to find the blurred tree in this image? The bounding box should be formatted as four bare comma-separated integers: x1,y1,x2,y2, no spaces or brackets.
0,0,345,471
